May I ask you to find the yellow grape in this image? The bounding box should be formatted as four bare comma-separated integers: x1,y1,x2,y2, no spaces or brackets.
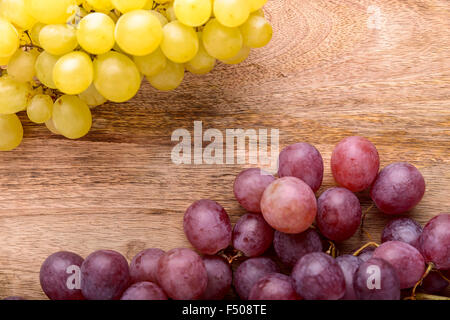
52,95,92,139
0,55,13,65
7,49,39,83
202,19,243,60
29,23,45,46
39,24,78,56
214,0,250,27
248,0,267,12
0,18,19,58
0,0,36,30
111,0,147,13
53,51,94,95
27,94,53,124
0,75,32,114
143,0,154,9
149,10,169,26
146,60,185,91
35,51,60,89
77,13,115,55
115,10,163,56
78,83,107,107
26,0,77,24
93,51,141,102
45,118,60,135
86,0,114,11
0,113,23,151
174,0,212,27
165,4,177,21
240,15,272,48
161,21,199,63
185,33,216,74
133,47,167,77
221,46,250,64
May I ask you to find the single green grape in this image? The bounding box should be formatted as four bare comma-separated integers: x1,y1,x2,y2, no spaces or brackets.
77,12,115,55
0,18,19,58
133,47,167,77
161,21,199,63
26,0,77,25
29,23,45,46
185,33,216,74
146,60,185,91
0,113,23,151
7,49,39,83
78,83,107,107
221,46,251,64
150,10,169,26
214,0,250,28
174,0,212,27
45,117,60,135
35,51,60,89
0,0,37,30
52,95,92,139
39,24,78,56
0,75,32,114
27,94,53,124
202,19,243,60
53,51,94,95
240,15,273,48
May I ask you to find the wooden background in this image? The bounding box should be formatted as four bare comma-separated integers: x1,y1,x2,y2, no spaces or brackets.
0,0,449,299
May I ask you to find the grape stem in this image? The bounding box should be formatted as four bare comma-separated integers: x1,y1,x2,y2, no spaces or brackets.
407,263,434,300
326,241,338,258
352,241,379,256
218,247,244,264
408,293,450,301
360,203,374,230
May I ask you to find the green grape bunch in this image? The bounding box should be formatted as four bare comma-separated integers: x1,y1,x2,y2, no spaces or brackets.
0,0,273,151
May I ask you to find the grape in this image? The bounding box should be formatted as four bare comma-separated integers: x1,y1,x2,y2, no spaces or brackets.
331,136,380,192
249,273,301,300
291,252,346,300
221,46,251,65
81,250,130,300
233,257,280,300
183,199,232,255
214,0,250,28
174,0,212,27
419,213,450,269
87,0,114,11
77,13,116,55
30,23,45,46
201,256,232,300
278,143,324,193
161,21,199,63
233,168,275,213
0,18,19,58
421,271,449,294
146,60,185,91
203,19,243,60
45,117,60,135
353,258,401,300
372,241,425,289
157,248,208,300
130,248,165,284
52,95,92,139
112,0,147,13
26,0,76,24
381,217,423,249
7,49,39,83
336,254,362,300
358,247,375,262
93,51,141,102
185,33,216,74
39,24,78,56
40,251,85,300
260,177,317,234
240,15,273,48
78,83,107,107
53,51,94,95
120,282,167,300
149,10,169,26
317,187,362,242
232,213,274,257
0,114,23,151
273,229,323,268
0,75,32,114
370,162,426,215
0,55,12,66
248,0,268,12
27,94,53,124
134,48,167,77
35,51,60,89
0,0,36,30
115,10,163,56
165,3,177,21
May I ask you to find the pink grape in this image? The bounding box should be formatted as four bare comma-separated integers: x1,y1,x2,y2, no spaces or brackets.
260,177,317,234
273,229,323,268
317,187,362,241
336,254,363,300
381,217,422,249
421,271,449,294
278,142,324,192
232,213,274,257
120,282,168,300
419,213,450,269
157,248,208,300
201,256,232,300
370,162,425,215
248,273,301,300
183,199,232,255
331,136,380,192
129,248,165,285
233,168,276,213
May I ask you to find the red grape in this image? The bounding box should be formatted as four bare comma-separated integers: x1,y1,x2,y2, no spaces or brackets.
201,256,232,300
336,254,363,300
233,168,275,213
370,162,425,215
381,217,422,249
260,177,317,234
120,282,168,300
129,248,165,285
419,213,450,269
358,247,375,262
248,273,301,300
317,187,362,241
232,213,274,257
331,136,380,192
421,271,449,294
278,142,324,192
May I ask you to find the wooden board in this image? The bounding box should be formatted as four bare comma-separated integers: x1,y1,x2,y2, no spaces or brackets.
0,0,449,299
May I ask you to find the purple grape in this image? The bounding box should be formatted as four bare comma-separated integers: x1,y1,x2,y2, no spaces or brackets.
353,258,401,300
157,248,208,300
232,213,274,257
372,241,425,289
273,229,323,268
120,282,168,300
248,273,301,300
129,248,165,284
419,213,450,269
81,250,130,300
381,218,423,249
3,296,26,300
201,256,232,300
233,257,280,300
233,168,276,213
336,254,363,300
421,271,449,294
370,162,425,215
317,187,362,241
278,142,324,192
183,199,232,255
358,247,375,262
40,251,85,300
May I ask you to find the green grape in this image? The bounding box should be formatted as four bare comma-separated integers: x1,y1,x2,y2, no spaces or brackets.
35,51,60,89
0,0,37,30
86,0,114,11
78,83,107,107
174,0,212,27
26,0,77,24
214,0,250,27
0,18,19,58
165,4,177,21
161,21,199,63
7,49,39,83
240,15,272,48
0,75,32,114
146,60,185,91
143,0,154,9
133,47,167,76
221,46,250,64
53,51,94,95
0,113,23,151
77,13,115,55
149,10,169,26
111,0,147,13
27,94,53,124
248,0,267,12
39,24,78,56
93,51,141,102
185,33,216,74
52,95,92,139
30,23,45,46
202,19,243,60
115,10,163,56
45,117,60,135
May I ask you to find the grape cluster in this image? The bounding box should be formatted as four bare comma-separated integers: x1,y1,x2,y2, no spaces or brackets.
0,0,273,151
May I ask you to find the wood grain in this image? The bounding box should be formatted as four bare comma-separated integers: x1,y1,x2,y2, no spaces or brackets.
0,0,449,299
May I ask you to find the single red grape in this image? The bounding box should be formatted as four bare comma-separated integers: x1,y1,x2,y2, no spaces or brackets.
419,213,450,269
201,256,232,300
248,273,301,300
381,217,422,249
336,254,362,300
129,248,165,285
120,282,168,300
421,271,449,294
232,213,274,257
